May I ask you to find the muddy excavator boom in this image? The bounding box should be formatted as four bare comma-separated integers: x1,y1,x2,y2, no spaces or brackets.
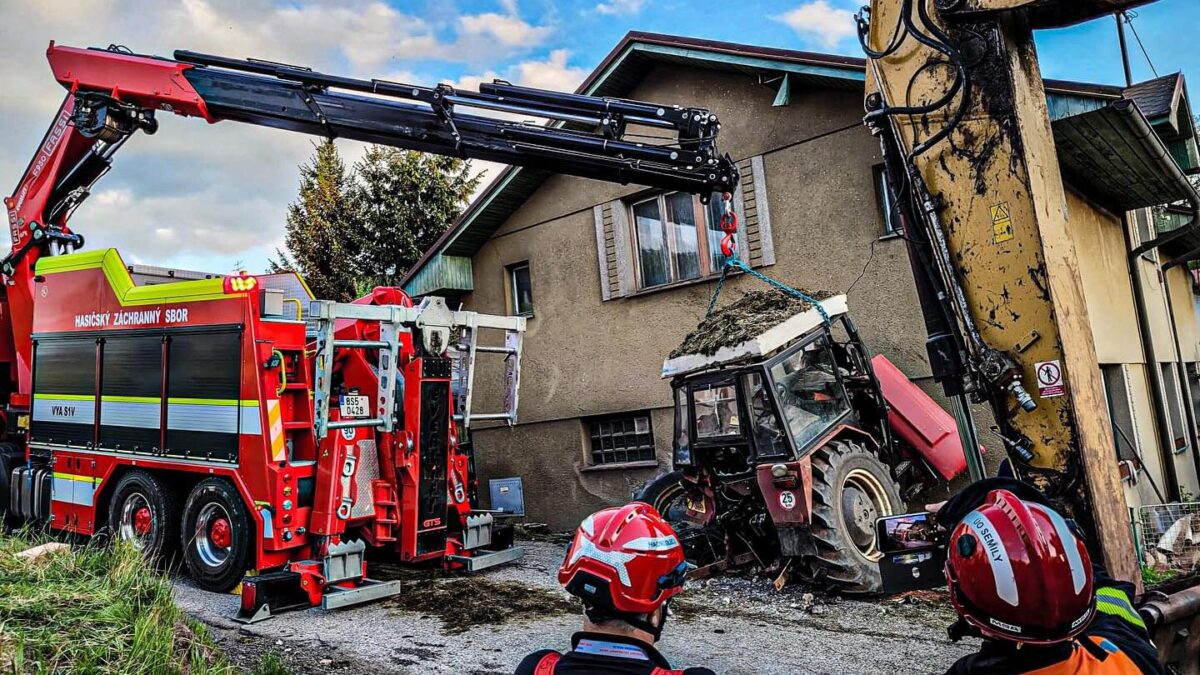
861,0,1192,587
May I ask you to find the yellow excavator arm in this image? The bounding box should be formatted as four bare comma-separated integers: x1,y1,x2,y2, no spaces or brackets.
862,0,1172,582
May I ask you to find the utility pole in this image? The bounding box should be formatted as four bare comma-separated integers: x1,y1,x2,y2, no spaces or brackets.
1116,12,1134,86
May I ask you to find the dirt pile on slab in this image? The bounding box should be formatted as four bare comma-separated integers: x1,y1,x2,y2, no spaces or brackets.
388,576,577,634
670,289,835,359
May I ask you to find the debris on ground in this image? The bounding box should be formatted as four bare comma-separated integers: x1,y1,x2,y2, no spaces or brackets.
669,289,835,359
14,541,70,563
387,575,577,634
514,522,573,545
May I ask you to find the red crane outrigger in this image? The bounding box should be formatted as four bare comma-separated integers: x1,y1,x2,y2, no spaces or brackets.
1,43,738,620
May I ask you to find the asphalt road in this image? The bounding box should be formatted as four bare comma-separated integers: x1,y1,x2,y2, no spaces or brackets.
174,541,976,675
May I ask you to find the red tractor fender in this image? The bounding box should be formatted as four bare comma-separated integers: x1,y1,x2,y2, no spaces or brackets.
870,354,982,481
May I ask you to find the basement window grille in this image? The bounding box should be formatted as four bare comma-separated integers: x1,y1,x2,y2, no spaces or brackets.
587,413,655,465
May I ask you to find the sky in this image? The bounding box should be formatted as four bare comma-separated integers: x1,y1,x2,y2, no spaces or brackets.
0,0,1196,275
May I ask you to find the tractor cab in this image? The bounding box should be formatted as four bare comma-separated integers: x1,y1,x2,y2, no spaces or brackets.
665,295,892,477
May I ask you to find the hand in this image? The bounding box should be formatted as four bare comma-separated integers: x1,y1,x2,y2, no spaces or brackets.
925,501,946,514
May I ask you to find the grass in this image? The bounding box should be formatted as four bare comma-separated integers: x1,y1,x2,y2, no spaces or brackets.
0,528,285,675
1141,564,1180,587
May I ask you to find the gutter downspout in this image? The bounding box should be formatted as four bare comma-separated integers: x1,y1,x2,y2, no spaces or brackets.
1122,213,1182,503
1113,96,1200,493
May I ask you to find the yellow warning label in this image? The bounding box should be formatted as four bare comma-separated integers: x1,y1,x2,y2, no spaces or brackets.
991,202,1014,243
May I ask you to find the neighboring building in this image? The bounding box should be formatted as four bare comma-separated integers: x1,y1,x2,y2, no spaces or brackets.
403,33,1200,529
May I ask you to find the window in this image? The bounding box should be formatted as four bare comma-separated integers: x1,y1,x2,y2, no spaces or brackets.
1161,363,1190,454
588,413,655,465
1101,364,1140,462
873,164,902,236
1133,209,1158,261
770,338,849,449
692,381,740,439
508,262,533,317
743,371,789,458
631,191,725,289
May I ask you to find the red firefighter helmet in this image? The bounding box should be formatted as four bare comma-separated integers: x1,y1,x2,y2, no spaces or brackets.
945,489,1095,644
558,502,688,617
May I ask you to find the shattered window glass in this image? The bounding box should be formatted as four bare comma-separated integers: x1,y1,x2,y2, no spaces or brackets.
770,340,848,449
743,371,789,458
693,382,740,439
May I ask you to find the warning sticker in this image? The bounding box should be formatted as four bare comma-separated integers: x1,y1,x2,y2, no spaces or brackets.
991,202,1014,243
1035,359,1065,398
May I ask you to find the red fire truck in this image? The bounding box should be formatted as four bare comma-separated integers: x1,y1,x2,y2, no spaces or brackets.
0,43,738,619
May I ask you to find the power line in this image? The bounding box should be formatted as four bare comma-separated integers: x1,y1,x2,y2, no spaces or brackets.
1124,11,1160,79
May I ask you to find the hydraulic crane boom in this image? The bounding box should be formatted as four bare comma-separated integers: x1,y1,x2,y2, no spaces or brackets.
4,43,739,402
861,0,1170,584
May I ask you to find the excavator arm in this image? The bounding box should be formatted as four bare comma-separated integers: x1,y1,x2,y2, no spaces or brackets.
861,0,1180,583
4,43,739,400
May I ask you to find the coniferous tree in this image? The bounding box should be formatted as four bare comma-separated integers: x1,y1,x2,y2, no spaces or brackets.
351,148,480,288
271,141,361,302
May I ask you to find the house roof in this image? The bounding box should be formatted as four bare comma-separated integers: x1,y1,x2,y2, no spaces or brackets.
1125,73,1183,121
401,31,1186,296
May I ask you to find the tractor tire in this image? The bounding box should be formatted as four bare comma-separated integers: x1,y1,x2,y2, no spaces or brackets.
808,439,902,594
108,470,179,563
638,471,721,567
181,478,252,593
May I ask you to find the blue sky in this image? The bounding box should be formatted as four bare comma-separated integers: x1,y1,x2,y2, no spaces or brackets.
0,0,1195,274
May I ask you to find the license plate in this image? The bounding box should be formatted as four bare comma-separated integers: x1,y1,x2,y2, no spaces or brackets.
340,395,369,418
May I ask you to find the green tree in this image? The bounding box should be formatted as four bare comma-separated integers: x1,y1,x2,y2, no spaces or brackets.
271,141,361,302
351,148,480,288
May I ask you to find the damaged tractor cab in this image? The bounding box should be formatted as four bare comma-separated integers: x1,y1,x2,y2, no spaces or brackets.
642,294,973,592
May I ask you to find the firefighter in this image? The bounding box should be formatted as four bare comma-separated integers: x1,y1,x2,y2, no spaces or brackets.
934,478,1163,674
515,502,715,675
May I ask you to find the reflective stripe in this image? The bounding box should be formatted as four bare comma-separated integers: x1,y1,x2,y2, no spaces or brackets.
101,399,161,428
963,509,1020,606
52,473,97,506
32,396,96,423
1029,503,1087,594
33,394,261,435
1095,587,1146,629
266,400,285,461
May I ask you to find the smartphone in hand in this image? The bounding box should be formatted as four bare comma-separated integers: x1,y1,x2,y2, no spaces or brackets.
875,512,947,594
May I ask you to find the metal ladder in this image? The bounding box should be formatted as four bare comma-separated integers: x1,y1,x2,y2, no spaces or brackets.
309,296,526,440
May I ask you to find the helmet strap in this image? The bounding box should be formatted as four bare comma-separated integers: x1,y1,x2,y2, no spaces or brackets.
947,616,980,643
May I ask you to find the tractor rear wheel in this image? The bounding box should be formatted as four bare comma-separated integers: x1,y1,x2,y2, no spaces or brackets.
108,470,178,563
181,478,252,593
639,471,725,567
808,439,902,593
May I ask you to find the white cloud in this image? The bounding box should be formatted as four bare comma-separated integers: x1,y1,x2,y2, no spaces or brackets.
457,6,552,49
775,1,857,48
595,0,645,16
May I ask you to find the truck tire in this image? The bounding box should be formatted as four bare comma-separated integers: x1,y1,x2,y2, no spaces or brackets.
809,439,902,594
181,478,251,593
638,471,720,567
108,470,178,562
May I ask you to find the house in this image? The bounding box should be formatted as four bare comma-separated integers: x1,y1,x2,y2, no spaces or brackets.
403,32,1200,529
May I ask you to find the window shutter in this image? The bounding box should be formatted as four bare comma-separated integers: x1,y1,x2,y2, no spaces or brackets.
734,155,777,267
593,201,634,300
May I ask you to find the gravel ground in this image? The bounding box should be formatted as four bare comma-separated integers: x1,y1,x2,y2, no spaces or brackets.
174,541,977,675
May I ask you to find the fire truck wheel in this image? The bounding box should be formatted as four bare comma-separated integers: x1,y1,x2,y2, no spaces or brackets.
181,478,250,593
809,439,902,594
107,470,179,562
